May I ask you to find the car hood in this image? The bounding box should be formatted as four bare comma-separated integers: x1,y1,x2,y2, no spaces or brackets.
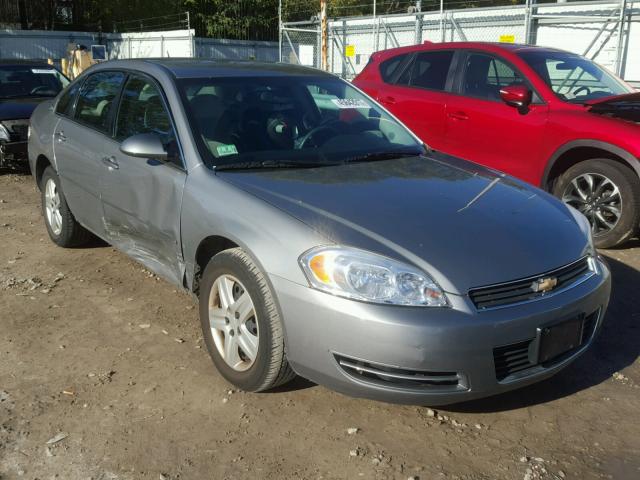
586,92,640,123
0,97,49,121
584,91,640,106
218,155,590,294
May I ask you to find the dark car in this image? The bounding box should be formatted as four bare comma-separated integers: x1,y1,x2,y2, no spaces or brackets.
28,59,610,405
0,60,69,169
354,42,640,248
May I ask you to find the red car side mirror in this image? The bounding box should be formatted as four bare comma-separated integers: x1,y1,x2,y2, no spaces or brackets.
499,84,532,109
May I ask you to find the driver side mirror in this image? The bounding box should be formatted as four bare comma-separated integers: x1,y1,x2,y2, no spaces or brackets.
120,133,168,161
499,84,532,109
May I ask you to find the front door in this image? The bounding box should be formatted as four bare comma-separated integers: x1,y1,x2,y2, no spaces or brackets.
99,73,186,284
443,52,549,185
53,71,125,236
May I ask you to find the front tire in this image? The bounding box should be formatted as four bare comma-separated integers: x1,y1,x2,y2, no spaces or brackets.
553,159,640,248
199,248,296,392
40,166,92,247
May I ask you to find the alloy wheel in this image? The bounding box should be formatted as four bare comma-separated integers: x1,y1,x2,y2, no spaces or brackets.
44,178,63,236
562,172,622,237
208,274,259,372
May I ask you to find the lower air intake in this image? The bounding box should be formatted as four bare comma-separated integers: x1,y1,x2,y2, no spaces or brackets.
334,353,464,391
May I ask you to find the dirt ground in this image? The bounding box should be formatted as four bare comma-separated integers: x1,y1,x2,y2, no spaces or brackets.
0,171,639,480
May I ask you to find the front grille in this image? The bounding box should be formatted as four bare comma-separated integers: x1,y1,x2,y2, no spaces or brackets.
2,120,29,142
469,257,592,310
494,309,600,381
334,353,464,391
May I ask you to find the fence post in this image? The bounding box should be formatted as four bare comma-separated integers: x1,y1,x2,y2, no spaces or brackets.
415,12,423,44
615,0,627,76
278,0,282,62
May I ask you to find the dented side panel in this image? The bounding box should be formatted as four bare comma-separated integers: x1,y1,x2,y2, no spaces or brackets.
99,136,187,286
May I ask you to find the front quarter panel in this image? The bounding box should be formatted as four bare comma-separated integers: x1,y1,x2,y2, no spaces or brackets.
181,166,330,290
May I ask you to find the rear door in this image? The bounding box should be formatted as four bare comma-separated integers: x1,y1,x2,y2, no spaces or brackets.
375,50,457,151
443,52,549,183
53,71,125,236
99,73,186,284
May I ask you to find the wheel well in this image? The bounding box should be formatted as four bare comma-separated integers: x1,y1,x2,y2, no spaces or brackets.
193,235,239,294
35,155,52,190
546,147,632,191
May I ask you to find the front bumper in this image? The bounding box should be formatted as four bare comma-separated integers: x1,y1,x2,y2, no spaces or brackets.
0,141,28,167
271,259,611,405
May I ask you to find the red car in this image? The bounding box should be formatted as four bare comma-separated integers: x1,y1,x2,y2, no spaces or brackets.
354,42,640,248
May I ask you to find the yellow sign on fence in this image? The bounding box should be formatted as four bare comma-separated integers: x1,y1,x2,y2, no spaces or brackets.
499,34,516,43
345,45,356,57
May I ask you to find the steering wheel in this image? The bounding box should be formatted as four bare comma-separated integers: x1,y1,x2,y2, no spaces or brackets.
30,85,55,96
573,85,591,97
295,121,342,149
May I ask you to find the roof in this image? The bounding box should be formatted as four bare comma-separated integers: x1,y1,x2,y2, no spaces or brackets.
0,59,57,67
140,59,334,79
372,41,570,59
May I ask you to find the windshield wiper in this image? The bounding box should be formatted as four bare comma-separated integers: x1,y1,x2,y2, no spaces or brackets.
214,159,342,171
343,151,423,164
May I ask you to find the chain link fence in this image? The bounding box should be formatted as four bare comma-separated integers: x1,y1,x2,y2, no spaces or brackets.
281,0,640,82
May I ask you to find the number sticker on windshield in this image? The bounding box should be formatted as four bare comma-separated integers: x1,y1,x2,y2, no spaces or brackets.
217,144,238,157
31,69,56,74
331,98,370,109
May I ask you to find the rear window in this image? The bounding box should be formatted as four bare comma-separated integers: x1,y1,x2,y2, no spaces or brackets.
396,51,454,91
380,54,408,83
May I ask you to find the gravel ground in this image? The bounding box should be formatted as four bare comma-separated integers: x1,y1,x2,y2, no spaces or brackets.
1,171,639,480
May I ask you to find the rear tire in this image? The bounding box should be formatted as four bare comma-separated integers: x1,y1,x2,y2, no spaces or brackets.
41,166,92,247
199,248,296,392
553,159,640,249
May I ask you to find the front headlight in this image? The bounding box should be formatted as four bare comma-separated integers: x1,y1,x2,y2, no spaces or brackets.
0,123,9,142
299,246,449,307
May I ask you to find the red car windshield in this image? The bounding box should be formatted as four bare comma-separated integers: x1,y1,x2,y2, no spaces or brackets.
518,51,631,104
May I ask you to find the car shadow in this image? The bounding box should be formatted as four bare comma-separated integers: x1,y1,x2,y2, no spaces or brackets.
445,254,639,413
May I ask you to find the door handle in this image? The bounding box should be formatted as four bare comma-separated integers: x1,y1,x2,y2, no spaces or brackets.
55,131,66,143
101,156,119,170
448,111,469,121
379,95,396,105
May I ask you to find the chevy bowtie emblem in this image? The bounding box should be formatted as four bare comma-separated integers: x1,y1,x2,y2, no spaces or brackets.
531,276,558,293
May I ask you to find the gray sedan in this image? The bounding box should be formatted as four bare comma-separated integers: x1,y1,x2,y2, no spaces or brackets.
28,59,611,405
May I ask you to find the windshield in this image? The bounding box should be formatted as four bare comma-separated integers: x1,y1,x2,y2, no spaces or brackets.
0,65,69,99
178,75,424,168
518,51,631,103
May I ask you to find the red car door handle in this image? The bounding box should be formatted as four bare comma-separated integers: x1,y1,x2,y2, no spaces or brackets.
448,111,469,121
380,96,396,105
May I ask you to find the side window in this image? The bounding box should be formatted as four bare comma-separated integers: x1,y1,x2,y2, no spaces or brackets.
115,75,180,164
395,51,453,91
380,54,407,83
75,71,125,133
463,54,524,101
55,81,81,116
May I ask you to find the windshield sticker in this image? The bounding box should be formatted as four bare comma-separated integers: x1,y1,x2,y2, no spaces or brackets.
31,69,56,74
217,144,239,157
331,98,370,109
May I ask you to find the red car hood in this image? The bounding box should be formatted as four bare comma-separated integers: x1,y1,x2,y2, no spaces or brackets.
585,91,640,106
585,92,640,123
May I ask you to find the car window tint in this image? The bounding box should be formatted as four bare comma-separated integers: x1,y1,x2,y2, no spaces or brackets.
395,51,453,91
380,54,407,83
0,65,68,99
55,81,81,116
75,71,125,133
115,75,180,164
463,54,524,101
